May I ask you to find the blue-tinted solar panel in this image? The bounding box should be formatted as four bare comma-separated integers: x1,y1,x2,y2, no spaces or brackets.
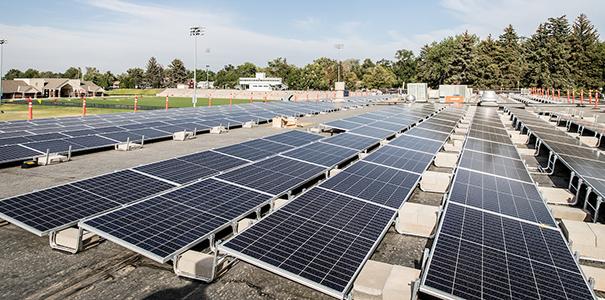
349,126,394,139
178,151,247,172
239,139,294,154
0,136,33,146
406,127,450,142
23,139,85,153
0,184,119,235
217,156,326,196
323,133,379,150
364,145,433,174
134,159,216,184
416,121,454,133
323,120,363,130
0,145,42,163
262,130,323,147
388,135,443,154
82,179,272,262
320,161,420,209
422,203,594,300
465,138,521,159
24,132,70,142
72,170,176,204
449,168,555,226
282,142,359,167
459,150,532,182
221,187,395,298
468,129,512,144
470,123,509,136
66,135,116,149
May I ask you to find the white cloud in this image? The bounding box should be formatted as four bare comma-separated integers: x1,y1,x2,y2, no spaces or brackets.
292,17,320,30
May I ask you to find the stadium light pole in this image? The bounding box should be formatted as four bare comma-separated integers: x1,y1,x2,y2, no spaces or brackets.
190,26,205,107
205,64,210,89
0,39,6,104
334,43,344,82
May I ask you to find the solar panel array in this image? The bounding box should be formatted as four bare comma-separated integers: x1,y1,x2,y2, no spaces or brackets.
0,99,376,165
421,107,595,300
221,106,467,298
0,130,322,236
81,105,443,266
507,107,605,218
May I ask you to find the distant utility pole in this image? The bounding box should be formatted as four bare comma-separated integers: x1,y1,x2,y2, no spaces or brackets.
0,39,6,104
190,26,205,107
334,43,344,82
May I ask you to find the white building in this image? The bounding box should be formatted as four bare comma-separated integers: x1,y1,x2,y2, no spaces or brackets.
239,73,283,91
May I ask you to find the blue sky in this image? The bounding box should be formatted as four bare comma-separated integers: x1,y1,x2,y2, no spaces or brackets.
1,0,604,73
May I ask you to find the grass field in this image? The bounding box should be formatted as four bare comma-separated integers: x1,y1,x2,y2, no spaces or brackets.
105,89,162,96
0,104,130,121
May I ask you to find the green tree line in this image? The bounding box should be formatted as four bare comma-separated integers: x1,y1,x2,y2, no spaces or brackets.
4,14,604,91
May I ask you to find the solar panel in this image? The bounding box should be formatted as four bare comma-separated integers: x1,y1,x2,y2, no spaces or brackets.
364,145,434,174
468,129,512,145
262,131,323,147
24,132,70,142
388,134,444,154
0,145,43,163
349,126,395,139
558,154,605,180
547,141,605,162
323,133,380,151
134,159,216,184
0,136,31,146
282,142,359,167
217,156,326,196
421,203,594,300
459,149,532,182
215,141,283,161
220,187,395,298
449,168,556,226
366,121,407,132
65,135,116,149
0,184,118,235
323,120,363,130
81,179,272,262
178,150,247,172
23,139,85,153
416,122,454,133
405,127,450,142
319,161,420,209
470,123,509,136
72,170,177,205
464,137,521,159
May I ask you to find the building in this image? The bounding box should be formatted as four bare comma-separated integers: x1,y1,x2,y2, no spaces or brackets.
238,73,284,91
0,78,105,99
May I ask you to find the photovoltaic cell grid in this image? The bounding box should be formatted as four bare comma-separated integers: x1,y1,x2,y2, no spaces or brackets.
388,134,443,154
458,150,533,182
422,203,594,300
220,188,395,298
281,142,359,167
217,156,326,196
323,133,380,151
363,145,434,174
319,161,420,209
464,138,521,160
0,170,177,235
81,178,273,262
449,168,556,226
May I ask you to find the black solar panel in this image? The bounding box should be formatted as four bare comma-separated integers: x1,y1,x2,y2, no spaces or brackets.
65,135,116,149
364,145,434,174
459,150,532,182
323,133,380,150
320,161,420,209
323,120,362,130
470,123,509,136
178,150,247,172
416,122,454,133
221,188,395,298
282,142,359,167
468,130,512,144
366,121,407,132
217,156,326,196
449,168,555,226
134,159,216,184
214,139,293,161
388,134,443,154
24,139,85,153
422,203,594,300
559,154,605,180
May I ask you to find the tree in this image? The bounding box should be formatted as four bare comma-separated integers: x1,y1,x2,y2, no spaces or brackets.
145,57,164,88
22,68,40,78
63,67,81,79
496,25,525,89
95,71,115,88
570,14,601,89
392,49,417,87
214,64,239,89
362,65,397,89
83,67,101,84
266,57,300,89
417,38,457,88
4,69,23,80
447,31,478,85
120,68,145,88
165,58,188,87
470,35,501,89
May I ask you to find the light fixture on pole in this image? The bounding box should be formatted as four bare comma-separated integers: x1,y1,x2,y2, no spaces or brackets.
0,39,6,104
190,26,205,107
334,43,344,82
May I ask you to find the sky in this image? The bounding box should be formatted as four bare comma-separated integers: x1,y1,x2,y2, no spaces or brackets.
0,0,604,74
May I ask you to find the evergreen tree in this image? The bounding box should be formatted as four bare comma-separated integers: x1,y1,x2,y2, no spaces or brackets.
416,37,457,88
524,23,551,87
470,35,501,89
145,57,164,88
545,16,573,88
165,58,188,87
392,49,417,87
570,14,601,89
447,31,478,85
496,25,525,89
